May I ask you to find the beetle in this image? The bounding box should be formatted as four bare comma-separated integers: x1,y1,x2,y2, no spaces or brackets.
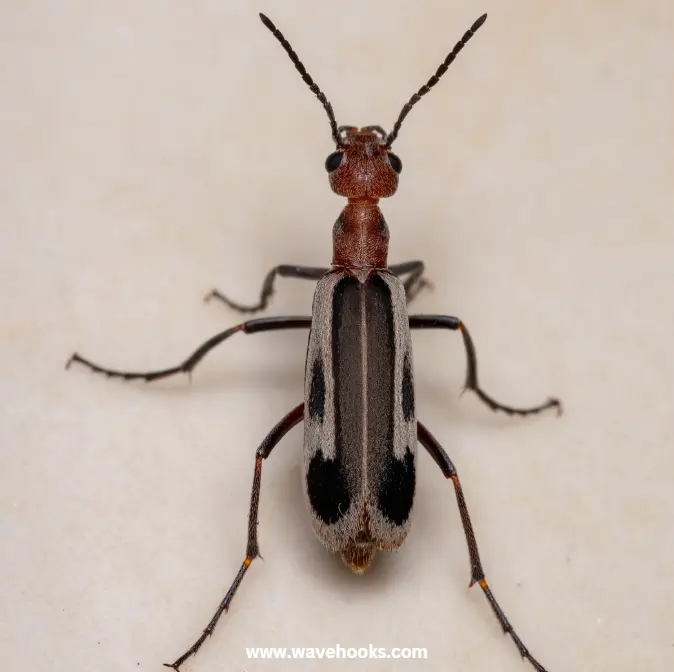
67,12,562,672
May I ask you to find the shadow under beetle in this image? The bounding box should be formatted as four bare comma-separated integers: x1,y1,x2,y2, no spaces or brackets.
67,12,563,672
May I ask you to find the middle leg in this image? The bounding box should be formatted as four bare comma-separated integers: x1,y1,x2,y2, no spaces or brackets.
410,314,561,417
66,316,311,383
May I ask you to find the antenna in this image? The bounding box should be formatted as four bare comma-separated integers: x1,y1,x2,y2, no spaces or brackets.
259,13,342,147
386,14,487,146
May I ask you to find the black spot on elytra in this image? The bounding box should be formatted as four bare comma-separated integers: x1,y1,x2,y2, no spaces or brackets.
308,357,325,421
307,450,351,524
401,353,414,421
378,448,415,525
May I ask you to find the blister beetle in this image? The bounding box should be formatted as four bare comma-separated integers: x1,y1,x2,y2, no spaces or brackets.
67,12,562,672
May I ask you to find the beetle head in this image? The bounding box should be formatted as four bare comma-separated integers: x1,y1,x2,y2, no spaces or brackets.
325,127,401,201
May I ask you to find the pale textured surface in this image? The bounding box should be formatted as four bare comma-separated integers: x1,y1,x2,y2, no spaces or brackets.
1,1,673,671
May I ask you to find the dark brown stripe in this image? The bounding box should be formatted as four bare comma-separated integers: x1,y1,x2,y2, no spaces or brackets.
365,274,395,465
333,276,363,462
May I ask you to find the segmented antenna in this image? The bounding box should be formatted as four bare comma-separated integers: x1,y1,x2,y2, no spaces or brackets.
259,13,341,147
386,13,487,146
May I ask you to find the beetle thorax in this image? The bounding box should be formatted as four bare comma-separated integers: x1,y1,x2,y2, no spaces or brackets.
332,203,390,269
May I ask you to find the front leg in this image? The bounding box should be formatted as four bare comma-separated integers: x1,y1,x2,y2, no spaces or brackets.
207,260,431,316
389,259,432,303
410,314,561,417
206,264,328,314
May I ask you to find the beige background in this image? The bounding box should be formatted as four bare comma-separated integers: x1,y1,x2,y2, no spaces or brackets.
2,1,673,671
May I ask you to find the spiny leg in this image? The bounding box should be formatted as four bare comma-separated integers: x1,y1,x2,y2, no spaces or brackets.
417,421,550,672
389,260,432,303
409,315,561,417
205,265,327,314
164,403,304,671
66,316,311,382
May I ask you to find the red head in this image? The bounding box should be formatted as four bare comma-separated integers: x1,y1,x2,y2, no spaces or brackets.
326,127,401,203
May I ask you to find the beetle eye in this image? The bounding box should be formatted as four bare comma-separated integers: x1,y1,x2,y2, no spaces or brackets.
325,151,344,172
387,152,402,174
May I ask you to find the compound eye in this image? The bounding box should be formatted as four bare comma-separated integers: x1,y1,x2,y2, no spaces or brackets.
387,152,402,174
325,151,344,172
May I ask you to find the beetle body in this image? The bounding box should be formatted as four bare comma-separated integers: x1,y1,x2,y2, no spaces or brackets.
304,268,415,573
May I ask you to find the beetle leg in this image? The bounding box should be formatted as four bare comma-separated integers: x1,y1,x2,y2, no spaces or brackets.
205,264,328,314
389,260,432,303
66,316,311,382
206,260,431,315
409,315,561,417
164,404,304,671
418,421,550,672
